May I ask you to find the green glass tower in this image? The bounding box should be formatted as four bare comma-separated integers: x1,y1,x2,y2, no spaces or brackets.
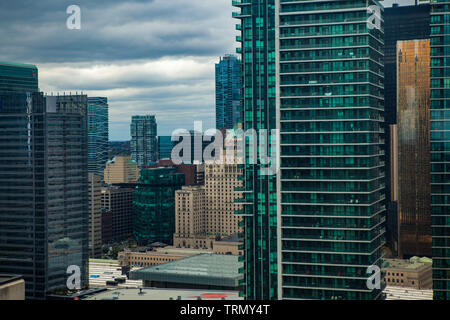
133,167,185,245
234,0,386,300
233,0,279,300
0,62,38,93
430,0,450,301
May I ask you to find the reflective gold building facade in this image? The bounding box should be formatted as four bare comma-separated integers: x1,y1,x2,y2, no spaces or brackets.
394,39,431,257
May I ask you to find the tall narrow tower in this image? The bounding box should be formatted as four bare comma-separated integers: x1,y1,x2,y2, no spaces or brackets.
233,0,386,300
430,0,450,301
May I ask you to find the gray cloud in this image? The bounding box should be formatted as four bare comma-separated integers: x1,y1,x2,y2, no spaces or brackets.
0,0,237,140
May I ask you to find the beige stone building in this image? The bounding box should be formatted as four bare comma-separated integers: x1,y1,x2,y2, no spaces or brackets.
0,275,25,300
173,150,243,252
104,155,139,184
383,258,433,289
118,246,211,268
88,173,103,258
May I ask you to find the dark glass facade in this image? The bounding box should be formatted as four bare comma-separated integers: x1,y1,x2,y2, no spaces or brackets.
233,0,278,300
157,136,174,160
216,54,243,129
0,89,88,299
384,3,430,254
278,0,386,300
395,40,432,258
0,62,38,93
430,0,450,300
133,167,185,245
131,115,158,167
88,97,109,179
234,0,386,300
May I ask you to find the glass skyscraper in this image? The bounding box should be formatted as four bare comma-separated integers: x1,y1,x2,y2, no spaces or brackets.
430,0,450,300
130,115,158,167
88,97,109,179
0,62,88,299
234,0,386,300
157,136,174,160
216,54,243,129
133,167,185,245
394,39,432,258
383,3,430,255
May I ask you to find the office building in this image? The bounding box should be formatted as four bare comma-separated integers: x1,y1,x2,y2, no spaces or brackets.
233,0,386,300
88,173,103,258
173,149,243,250
216,55,242,129
118,246,210,268
133,167,185,245
384,2,430,255
104,155,140,184
130,115,158,167
0,79,89,299
0,62,38,93
383,258,433,290
101,186,135,243
158,136,174,160
101,210,113,244
130,254,243,291
173,186,210,249
391,40,432,258
430,0,450,300
88,97,109,179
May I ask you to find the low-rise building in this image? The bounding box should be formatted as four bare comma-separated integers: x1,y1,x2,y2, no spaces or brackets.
213,234,243,256
84,287,242,300
118,246,211,268
130,254,243,291
0,275,25,300
383,258,433,289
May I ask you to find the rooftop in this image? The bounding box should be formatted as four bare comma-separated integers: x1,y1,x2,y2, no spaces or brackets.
84,287,242,301
0,274,23,286
382,258,431,271
217,234,242,243
130,254,243,288
0,61,37,69
384,286,433,301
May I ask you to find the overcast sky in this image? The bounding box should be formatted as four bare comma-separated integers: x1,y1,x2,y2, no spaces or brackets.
0,0,417,140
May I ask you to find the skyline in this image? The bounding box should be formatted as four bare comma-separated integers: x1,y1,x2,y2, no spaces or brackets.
0,0,416,140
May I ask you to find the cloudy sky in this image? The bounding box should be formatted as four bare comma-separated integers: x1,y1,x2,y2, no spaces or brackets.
0,0,415,140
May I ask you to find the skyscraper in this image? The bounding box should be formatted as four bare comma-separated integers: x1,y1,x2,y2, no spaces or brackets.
133,167,185,245
216,54,242,129
384,2,430,255
234,0,386,300
88,97,109,179
0,72,89,299
157,136,174,160
393,39,431,258
0,62,38,93
130,115,158,167
233,0,278,300
430,0,450,300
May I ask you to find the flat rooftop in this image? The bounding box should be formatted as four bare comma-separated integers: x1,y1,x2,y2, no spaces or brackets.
383,259,431,271
0,62,37,69
84,288,242,301
130,254,243,288
384,286,433,301
0,274,23,286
